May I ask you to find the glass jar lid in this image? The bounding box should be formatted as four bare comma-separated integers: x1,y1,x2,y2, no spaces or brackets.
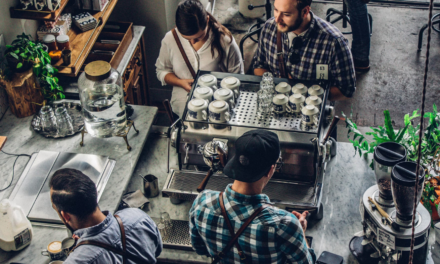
56,35,70,43
42,34,56,43
84,61,112,81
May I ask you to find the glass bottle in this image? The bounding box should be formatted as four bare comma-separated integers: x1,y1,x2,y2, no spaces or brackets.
78,61,126,138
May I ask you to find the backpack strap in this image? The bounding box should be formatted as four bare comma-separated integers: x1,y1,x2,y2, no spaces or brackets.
172,28,197,79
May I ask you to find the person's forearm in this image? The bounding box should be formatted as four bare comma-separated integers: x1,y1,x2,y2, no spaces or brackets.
164,73,183,87
328,86,349,101
254,68,269,76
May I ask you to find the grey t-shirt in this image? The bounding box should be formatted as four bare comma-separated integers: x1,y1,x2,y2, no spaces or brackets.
64,208,162,264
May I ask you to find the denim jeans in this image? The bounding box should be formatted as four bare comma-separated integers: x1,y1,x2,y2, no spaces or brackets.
345,0,371,61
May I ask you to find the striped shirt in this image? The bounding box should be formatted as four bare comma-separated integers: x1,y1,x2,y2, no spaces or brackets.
253,12,356,98
189,184,316,264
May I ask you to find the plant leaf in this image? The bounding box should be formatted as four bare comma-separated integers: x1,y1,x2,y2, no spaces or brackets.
383,110,396,141
16,62,23,69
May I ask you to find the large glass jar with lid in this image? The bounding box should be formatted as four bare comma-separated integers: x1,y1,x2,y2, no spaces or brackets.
78,61,126,138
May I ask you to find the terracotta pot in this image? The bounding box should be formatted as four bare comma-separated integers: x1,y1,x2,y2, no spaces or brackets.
430,201,440,221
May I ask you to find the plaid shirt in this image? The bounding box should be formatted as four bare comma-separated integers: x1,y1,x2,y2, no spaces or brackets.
189,184,316,264
253,12,356,98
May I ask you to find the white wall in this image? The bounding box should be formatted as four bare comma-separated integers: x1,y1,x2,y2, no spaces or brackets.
0,0,39,45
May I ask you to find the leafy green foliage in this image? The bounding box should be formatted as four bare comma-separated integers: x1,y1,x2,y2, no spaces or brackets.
343,110,409,169
1,33,64,102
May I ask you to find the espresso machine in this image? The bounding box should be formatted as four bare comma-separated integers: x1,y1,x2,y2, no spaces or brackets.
162,71,337,218
350,143,430,264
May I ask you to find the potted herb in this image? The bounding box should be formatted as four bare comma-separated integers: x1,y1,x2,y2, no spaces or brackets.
4,33,44,73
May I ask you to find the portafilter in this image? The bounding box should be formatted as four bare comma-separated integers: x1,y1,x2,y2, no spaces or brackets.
197,140,228,192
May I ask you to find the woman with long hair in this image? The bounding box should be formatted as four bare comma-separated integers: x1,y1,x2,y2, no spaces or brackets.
156,0,244,117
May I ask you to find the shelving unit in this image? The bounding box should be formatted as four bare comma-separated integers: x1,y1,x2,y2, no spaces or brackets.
9,0,70,21
53,0,119,76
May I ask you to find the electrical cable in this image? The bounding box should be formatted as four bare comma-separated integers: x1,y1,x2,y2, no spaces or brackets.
0,150,31,192
408,0,434,262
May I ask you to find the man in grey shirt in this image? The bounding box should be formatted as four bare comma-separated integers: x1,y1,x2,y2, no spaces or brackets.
50,168,162,264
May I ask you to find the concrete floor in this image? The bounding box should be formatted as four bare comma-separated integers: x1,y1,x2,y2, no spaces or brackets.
212,0,440,140
155,1,440,142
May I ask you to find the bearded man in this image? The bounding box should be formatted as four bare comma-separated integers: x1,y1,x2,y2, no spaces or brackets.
253,0,356,101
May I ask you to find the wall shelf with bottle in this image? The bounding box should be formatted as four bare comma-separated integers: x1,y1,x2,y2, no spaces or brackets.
52,0,119,77
9,0,70,21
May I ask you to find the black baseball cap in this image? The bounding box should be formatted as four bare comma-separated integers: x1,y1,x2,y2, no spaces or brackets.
223,129,280,183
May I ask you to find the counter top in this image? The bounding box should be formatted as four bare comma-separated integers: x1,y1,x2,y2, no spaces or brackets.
0,105,157,263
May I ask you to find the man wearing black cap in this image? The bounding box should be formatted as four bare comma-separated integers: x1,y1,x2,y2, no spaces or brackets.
189,130,316,263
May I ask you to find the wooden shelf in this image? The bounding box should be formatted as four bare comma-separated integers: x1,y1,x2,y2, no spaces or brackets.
54,0,119,77
9,0,70,21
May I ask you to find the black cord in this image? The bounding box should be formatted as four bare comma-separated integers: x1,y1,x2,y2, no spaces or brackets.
0,150,31,192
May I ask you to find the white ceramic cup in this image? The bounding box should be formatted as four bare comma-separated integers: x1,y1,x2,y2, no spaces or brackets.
220,76,241,98
198,74,218,91
301,105,319,127
292,83,308,97
272,94,291,114
288,94,306,117
214,88,235,110
187,99,208,121
305,95,322,111
275,82,291,97
194,86,214,104
308,85,324,99
209,100,230,123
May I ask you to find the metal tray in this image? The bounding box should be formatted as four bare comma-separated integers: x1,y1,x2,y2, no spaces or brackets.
31,100,84,138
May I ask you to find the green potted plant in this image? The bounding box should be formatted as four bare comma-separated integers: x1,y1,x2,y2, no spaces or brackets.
4,33,45,73
344,107,440,223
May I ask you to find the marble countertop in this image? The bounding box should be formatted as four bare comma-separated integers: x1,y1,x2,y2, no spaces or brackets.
0,105,157,264
60,25,146,97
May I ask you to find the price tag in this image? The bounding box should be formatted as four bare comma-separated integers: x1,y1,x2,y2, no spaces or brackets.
316,64,329,80
377,228,395,250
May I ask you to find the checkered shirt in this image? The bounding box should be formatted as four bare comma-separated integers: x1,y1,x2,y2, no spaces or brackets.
189,184,316,264
253,12,356,98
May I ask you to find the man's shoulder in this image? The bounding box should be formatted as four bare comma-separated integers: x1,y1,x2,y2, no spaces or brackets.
261,206,299,226
312,14,346,41
191,189,221,210
261,17,278,36
115,208,154,227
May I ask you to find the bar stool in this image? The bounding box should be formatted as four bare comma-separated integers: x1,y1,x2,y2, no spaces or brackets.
326,1,373,36
417,13,440,51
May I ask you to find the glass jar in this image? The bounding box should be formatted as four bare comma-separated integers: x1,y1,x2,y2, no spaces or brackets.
373,142,406,202
54,106,74,136
56,35,70,50
42,35,57,52
78,61,126,138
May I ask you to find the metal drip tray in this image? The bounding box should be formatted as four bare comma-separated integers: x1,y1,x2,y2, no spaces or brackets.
9,150,115,224
162,170,318,210
153,218,193,250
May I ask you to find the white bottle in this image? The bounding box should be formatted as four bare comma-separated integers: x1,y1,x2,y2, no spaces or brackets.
0,199,33,251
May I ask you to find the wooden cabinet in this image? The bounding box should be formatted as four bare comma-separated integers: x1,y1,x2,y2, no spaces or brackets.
121,35,149,106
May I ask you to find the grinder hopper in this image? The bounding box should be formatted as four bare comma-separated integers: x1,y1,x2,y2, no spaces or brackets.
373,142,406,206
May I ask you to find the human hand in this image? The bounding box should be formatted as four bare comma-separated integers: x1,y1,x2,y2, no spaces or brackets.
292,211,309,232
179,79,194,92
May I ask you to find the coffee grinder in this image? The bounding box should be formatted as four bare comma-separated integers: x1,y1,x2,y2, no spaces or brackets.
350,143,430,264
